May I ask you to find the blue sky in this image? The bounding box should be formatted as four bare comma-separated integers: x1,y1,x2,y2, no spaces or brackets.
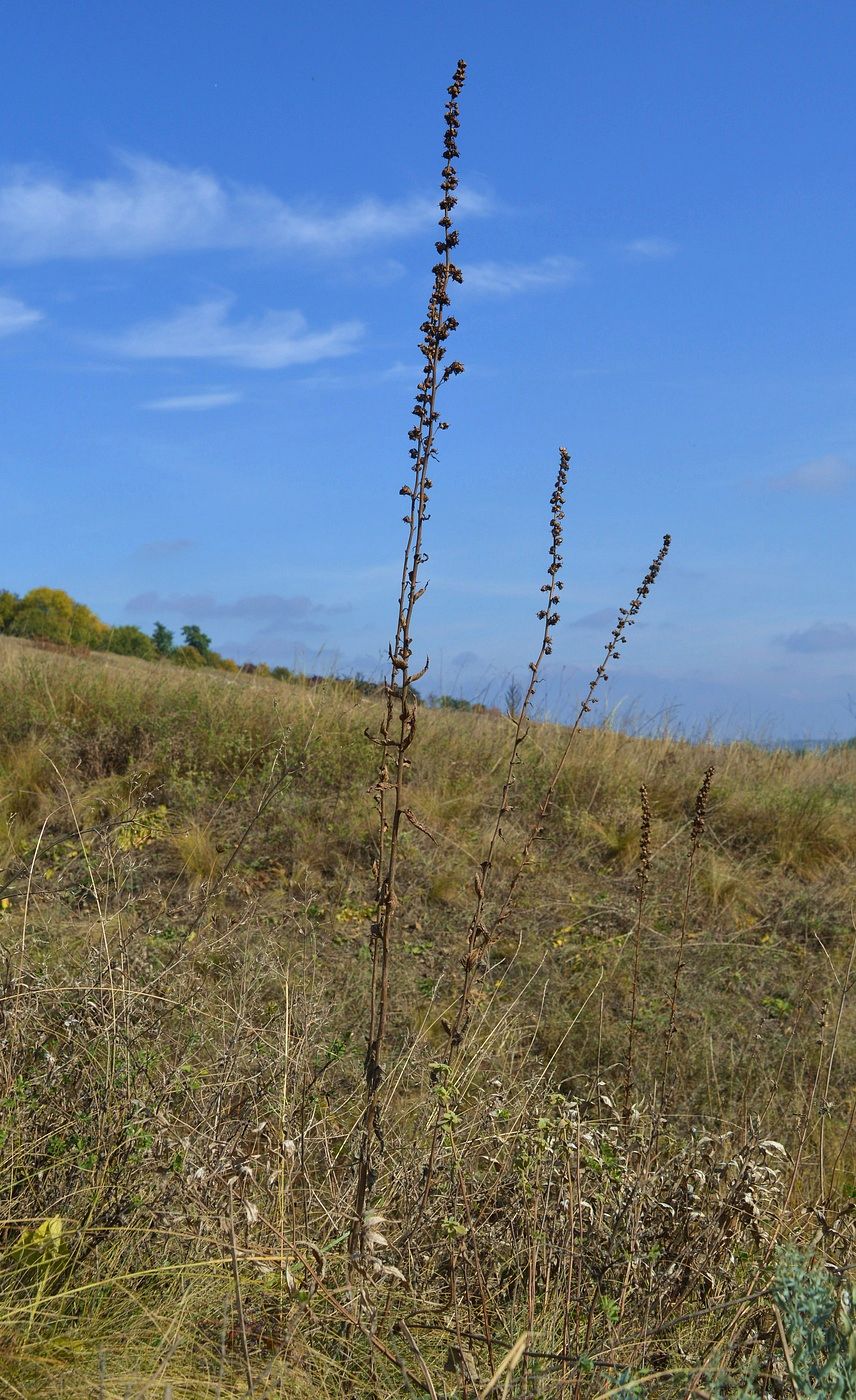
1,1,854,739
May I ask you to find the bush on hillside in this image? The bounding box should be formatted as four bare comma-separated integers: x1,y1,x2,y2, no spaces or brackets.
171,643,207,668
203,649,238,671
8,587,107,648
0,589,18,631
433,693,474,711
101,625,158,661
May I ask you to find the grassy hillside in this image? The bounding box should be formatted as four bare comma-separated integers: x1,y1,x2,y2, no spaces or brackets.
0,632,853,1396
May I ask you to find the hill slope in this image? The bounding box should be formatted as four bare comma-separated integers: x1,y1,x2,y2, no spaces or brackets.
0,634,854,1396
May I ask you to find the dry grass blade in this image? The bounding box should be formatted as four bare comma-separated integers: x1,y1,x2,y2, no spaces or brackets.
478,1331,529,1398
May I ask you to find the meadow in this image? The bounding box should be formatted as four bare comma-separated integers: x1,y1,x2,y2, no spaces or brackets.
0,633,853,1396
1,60,854,1400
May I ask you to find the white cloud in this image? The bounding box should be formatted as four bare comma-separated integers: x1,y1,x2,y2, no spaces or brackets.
108,297,363,369
769,454,855,495
0,153,491,263
142,389,242,411
463,254,583,296
0,290,43,337
623,237,678,260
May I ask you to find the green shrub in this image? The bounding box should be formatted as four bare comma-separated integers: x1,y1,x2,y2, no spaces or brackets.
433,693,473,711
0,589,19,631
769,1250,856,1398
102,625,158,661
205,649,237,670
171,644,206,668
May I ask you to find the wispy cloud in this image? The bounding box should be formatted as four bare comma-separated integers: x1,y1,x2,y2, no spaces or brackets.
108,297,362,369
776,621,856,654
768,454,855,495
623,237,678,260
570,607,620,629
142,389,242,411
463,254,582,296
0,290,43,337
379,360,416,382
0,153,491,263
134,539,194,559
126,590,345,631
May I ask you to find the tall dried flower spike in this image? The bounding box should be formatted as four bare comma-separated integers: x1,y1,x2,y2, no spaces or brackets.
352,60,467,1274
447,447,571,1052
486,532,672,943
411,446,573,1228
537,447,570,655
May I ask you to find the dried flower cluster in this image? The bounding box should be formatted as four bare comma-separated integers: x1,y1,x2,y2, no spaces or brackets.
536,446,570,653
692,763,716,846
580,532,672,715
635,781,653,896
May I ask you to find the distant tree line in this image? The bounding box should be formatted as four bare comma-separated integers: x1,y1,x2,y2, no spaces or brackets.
0,588,492,708
0,586,298,677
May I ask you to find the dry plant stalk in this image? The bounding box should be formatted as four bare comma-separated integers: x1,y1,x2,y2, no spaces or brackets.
414,523,672,1225
447,447,570,1055
661,763,715,1117
350,59,467,1269
457,533,673,1040
623,780,652,1117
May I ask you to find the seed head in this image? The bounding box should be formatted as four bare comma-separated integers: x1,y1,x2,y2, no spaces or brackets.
691,765,715,846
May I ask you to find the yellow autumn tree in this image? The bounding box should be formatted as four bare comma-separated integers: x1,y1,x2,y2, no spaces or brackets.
10,588,107,648
0,590,19,631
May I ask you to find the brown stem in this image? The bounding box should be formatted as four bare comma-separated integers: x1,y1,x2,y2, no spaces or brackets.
623,782,652,1118
660,765,714,1123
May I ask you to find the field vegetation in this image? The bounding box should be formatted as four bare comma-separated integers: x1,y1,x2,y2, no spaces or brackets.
0,633,853,1396
0,61,854,1400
